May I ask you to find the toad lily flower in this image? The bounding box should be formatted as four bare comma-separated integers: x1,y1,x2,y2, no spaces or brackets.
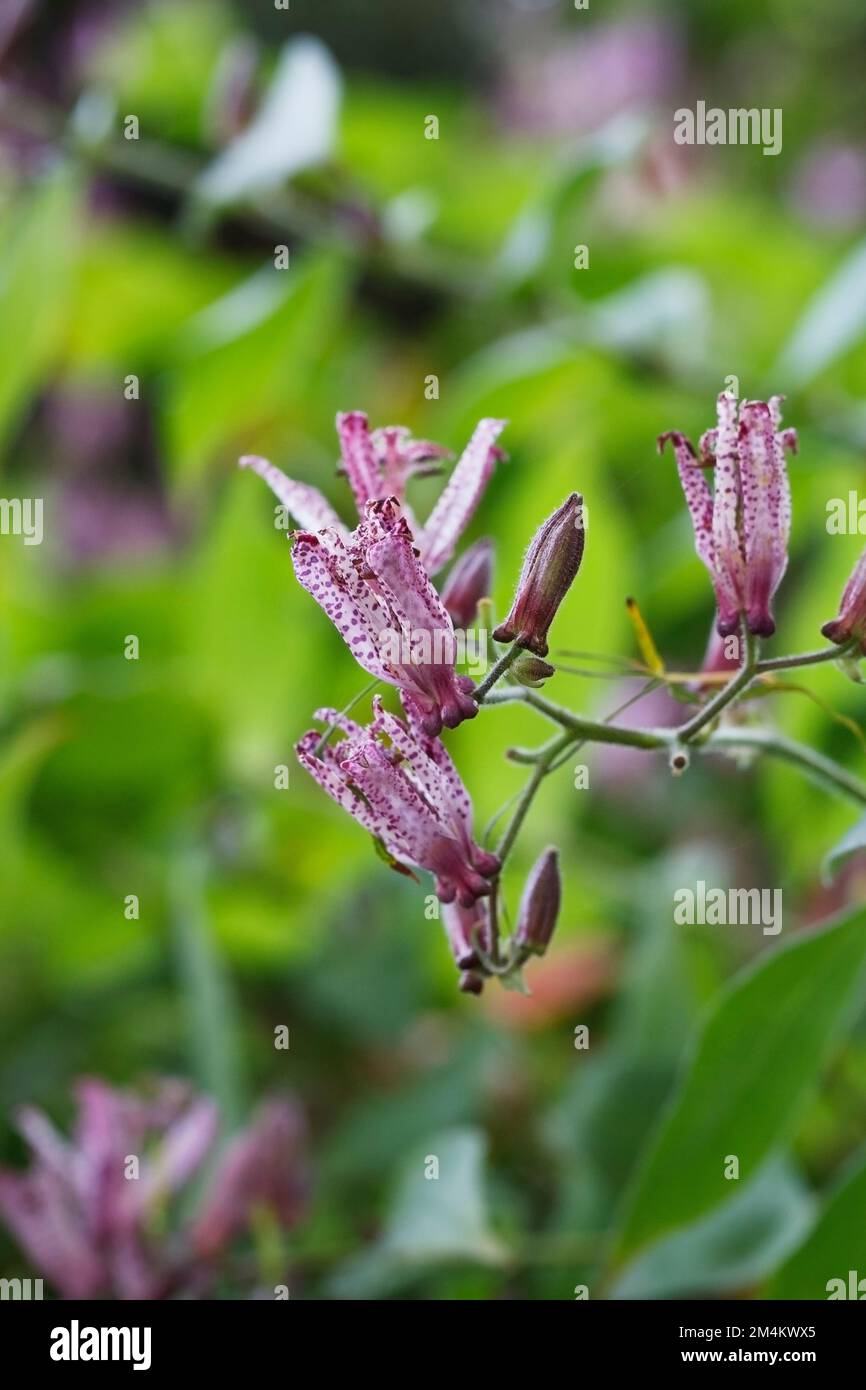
659,393,796,638
0,1079,307,1300
296,697,499,907
293,497,478,735
822,545,866,654
241,410,506,576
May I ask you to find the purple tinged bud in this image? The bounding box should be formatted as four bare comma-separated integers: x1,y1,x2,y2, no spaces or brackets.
440,538,494,629
514,847,561,956
493,494,585,657
512,653,556,687
822,546,866,654
459,971,485,995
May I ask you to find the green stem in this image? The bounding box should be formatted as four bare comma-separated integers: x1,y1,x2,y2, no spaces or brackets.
677,626,759,744
496,732,573,866
756,640,858,673
313,678,379,757
473,642,522,701
488,687,671,749
488,675,866,805
705,727,866,807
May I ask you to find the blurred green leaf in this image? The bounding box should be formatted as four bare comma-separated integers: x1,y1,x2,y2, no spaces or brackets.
0,169,80,459
822,812,866,883
777,239,866,388
614,907,866,1261
612,1156,814,1300
768,1146,866,1298
328,1127,508,1298
171,845,244,1127
164,251,349,483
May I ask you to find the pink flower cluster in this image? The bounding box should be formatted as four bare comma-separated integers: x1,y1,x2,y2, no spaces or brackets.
0,1079,306,1299
242,411,583,988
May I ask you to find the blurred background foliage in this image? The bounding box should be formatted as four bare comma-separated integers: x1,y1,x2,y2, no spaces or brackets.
2,0,866,1299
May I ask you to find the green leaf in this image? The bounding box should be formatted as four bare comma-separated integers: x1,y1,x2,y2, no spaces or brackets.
822,812,866,883
170,844,245,1127
163,251,349,485
611,1157,814,1300
328,1127,508,1298
613,907,866,1261
0,169,80,459
776,238,866,387
768,1147,866,1298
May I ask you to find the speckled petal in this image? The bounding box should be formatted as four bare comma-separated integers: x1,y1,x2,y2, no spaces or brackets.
291,530,391,682
338,738,445,867
418,418,507,575
710,393,746,634
239,455,347,536
739,400,791,636
659,430,717,574
364,503,478,732
336,410,384,514
295,728,383,838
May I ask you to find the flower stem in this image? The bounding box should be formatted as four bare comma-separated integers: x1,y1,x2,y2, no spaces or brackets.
496,732,573,866
756,640,859,673
677,627,759,743
313,678,380,757
488,686,671,749
704,727,866,806
473,642,522,700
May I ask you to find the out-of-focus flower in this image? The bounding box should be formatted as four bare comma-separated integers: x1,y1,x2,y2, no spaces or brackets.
241,411,506,577
0,1079,306,1300
42,387,175,565
0,0,33,63
660,393,796,638
440,537,493,630
494,493,585,656
790,141,866,232
514,847,561,956
296,696,499,908
498,15,681,138
822,546,866,654
593,680,683,793
192,1100,306,1259
292,498,478,735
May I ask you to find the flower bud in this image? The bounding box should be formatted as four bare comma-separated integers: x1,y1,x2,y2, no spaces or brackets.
440,538,493,629
514,847,561,957
512,653,556,687
459,971,485,995
493,494,584,657
822,547,866,654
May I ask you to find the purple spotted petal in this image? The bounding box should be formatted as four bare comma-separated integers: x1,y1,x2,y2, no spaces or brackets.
419,418,507,575
659,430,716,576
336,411,381,514
291,530,391,681
239,455,347,536
738,400,791,637
710,393,746,636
